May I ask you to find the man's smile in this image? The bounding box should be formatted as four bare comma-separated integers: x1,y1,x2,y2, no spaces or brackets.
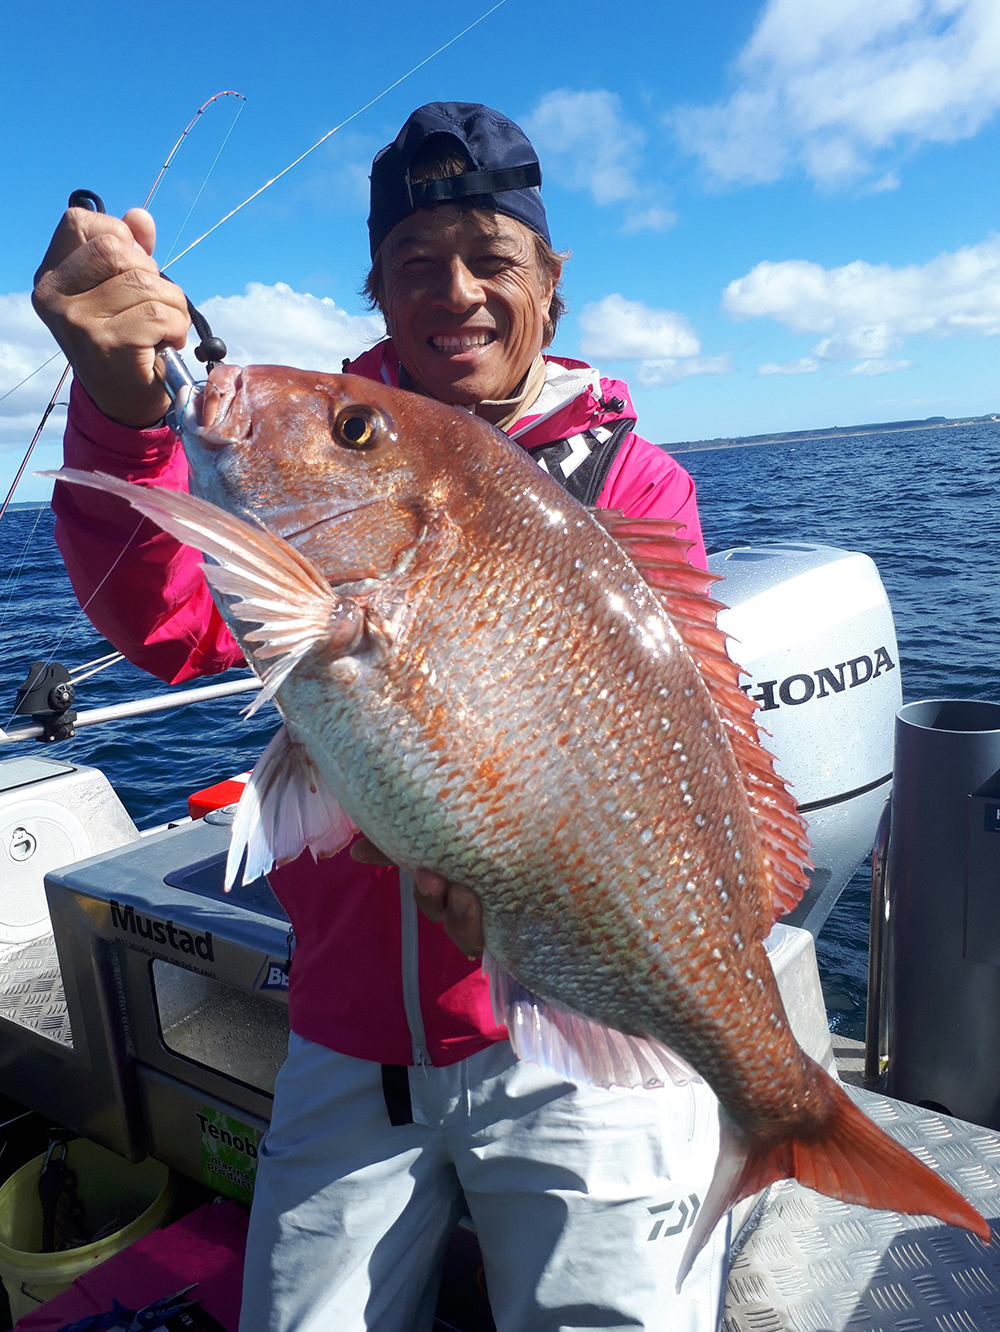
428,331,497,352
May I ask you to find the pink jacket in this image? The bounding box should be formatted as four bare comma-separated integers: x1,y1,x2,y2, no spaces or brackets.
53,340,706,1067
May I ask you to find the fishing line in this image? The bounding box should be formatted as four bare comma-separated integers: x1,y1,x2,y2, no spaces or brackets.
6,3,509,710
163,96,248,265
143,92,247,213
0,363,71,524
3,97,252,719
1,515,146,734
0,502,48,633
0,351,62,407
162,0,508,272
0,92,246,530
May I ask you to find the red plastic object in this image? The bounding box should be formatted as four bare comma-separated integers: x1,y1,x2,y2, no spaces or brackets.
14,1200,249,1332
187,775,250,820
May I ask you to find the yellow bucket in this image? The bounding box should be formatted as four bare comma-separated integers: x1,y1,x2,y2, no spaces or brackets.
0,1139,170,1324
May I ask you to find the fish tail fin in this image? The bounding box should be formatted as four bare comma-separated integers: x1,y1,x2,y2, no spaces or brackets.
677,1072,990,1291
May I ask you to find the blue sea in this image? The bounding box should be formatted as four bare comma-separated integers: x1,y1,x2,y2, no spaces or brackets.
1,420,998,1041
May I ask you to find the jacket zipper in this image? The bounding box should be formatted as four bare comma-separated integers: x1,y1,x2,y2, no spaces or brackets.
398,872,430,1069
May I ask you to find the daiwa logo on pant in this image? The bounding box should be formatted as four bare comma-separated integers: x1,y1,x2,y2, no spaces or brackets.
646,1194,701,1240
110,900,214,961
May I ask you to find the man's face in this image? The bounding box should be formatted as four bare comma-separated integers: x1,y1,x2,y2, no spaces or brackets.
378,206,557,407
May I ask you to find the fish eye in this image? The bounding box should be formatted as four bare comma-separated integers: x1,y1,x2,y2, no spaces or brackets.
333,405,384,450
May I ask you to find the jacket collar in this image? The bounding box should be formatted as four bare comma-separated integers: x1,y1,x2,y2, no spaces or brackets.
344,340,636,450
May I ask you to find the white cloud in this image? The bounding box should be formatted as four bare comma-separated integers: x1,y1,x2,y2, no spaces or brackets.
672,0,1000,186
0,293,66,450
758,356,821,375
637,355,735,387
723,237,1000,368
812,327,900,359
622,206,678,234
199,283,385,370
848,358,914,374
578,295,732,387
869,171,901,193
525,90,646,204
0,284,384,463
579,294,701,361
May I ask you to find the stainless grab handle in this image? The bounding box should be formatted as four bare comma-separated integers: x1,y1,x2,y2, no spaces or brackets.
864,795,892,1088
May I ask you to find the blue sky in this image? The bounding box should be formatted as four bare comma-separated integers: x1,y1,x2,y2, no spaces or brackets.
5,0,1000,500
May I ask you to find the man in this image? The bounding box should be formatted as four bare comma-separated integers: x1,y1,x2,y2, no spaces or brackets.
34,103,726,1331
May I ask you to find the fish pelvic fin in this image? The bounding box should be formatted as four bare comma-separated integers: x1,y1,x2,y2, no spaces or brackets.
590,509,812,923
46,469,363,714
226,724,357,890
676,1070,991,1291
483,951,699,1090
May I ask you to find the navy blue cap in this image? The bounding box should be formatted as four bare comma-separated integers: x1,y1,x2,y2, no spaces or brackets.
368,102,550,257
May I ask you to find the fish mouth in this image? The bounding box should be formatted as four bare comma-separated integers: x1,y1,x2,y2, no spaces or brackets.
192,364,253,449
266,495,394,545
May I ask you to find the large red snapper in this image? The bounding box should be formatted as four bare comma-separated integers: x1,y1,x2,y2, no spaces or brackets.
52,362,989,1280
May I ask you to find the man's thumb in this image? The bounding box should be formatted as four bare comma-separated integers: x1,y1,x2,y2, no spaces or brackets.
123,207,157,258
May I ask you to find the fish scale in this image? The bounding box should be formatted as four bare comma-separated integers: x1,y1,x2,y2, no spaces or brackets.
276,465,802,1120
51,362,989,1283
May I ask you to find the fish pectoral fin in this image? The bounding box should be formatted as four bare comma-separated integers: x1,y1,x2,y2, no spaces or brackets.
226,724,357,890
45,469,363,716
675,1069,991,1292
483,951,699,1091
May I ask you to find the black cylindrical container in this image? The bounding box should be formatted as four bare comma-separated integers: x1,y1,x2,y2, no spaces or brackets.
885,699,1000,1126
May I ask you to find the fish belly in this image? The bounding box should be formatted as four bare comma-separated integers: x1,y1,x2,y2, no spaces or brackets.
274,543,796,1130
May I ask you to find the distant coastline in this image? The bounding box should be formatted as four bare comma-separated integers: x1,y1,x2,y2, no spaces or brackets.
666,412,1000,454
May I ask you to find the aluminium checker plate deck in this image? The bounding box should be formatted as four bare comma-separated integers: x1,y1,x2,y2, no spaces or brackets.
0,933,72,1047
723,1086,1000,1331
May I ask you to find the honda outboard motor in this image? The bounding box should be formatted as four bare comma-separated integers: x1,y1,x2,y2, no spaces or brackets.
708,543,901,935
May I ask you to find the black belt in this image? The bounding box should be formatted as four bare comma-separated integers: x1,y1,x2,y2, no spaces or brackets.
381,1064,414,1126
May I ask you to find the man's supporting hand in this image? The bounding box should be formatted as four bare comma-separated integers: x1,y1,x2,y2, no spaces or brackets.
33,207,190,428
350,836,485,957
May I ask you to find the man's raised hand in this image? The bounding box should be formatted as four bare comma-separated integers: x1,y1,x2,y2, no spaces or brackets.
33,207,190,428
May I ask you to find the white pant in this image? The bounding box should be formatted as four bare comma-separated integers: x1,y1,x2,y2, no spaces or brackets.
241,1033,728,1332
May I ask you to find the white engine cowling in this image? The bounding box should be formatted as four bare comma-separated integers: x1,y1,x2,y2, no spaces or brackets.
708,542,901,934
0,756,139,945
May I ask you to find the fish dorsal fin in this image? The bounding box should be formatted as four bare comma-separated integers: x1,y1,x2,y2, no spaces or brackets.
590,510,812,922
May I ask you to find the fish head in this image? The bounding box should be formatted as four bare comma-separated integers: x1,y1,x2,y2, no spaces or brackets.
180,364,498,581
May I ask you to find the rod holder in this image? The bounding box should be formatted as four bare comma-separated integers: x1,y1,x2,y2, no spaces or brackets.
883,698,1000,1126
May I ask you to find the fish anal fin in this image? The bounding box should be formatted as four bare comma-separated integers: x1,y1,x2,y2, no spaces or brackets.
593,509,812,922
226,724,357,890
483,951,699,1091
677,1072,991,1290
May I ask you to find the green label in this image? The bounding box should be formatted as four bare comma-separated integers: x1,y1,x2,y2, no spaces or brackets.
197,1106,260,1205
